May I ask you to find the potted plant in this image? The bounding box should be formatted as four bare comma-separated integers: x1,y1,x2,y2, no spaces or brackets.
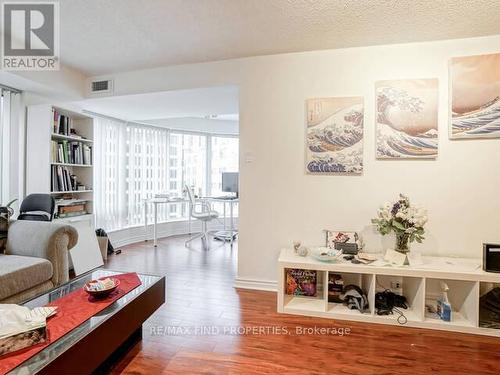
0,199,17,250
371,194,427,254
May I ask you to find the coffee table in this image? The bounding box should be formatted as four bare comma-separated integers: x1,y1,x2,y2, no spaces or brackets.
7,270,165,375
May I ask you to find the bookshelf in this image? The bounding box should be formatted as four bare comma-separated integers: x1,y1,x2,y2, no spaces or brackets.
26,105,95,222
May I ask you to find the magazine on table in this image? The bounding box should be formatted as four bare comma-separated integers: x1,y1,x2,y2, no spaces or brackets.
0,305,57,356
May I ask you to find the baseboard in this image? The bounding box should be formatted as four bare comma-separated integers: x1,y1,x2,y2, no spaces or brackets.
234,277,277,292
108,220,238,248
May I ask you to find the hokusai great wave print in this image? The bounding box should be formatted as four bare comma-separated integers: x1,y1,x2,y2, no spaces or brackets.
451,52,500,139
376,79,439,159
306,97,364,174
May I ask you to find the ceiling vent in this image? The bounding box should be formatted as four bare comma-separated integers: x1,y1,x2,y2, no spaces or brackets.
90,79,113,94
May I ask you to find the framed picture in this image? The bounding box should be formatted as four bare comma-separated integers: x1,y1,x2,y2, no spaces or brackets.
376,79,439,159
324,230,363,251
305,96,364,174
450,52,500,139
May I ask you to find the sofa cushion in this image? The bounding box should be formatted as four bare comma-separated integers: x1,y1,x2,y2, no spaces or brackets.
0,254,53,301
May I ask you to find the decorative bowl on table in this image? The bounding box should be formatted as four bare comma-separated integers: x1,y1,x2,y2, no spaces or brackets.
84,277,120,298
310,247,343,263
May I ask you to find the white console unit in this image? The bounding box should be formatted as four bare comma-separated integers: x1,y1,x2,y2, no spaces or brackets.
278,249,500,337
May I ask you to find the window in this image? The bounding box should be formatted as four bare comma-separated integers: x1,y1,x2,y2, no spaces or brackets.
95,118,239,231
210,136,239,196
0,88,20,205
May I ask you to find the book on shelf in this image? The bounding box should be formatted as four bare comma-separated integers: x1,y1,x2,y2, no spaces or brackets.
57,210,88,218
286,269,317,297
51,165,80,192
55,198,88,218
51,140,92,165
52,108,74,136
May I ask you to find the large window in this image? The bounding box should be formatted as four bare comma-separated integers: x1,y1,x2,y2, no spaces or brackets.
210,136,239,196
167,132,207,219
95,118,239,231
0,88,20,205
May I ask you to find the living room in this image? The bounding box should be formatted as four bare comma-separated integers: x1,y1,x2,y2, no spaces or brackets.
1,1,500,374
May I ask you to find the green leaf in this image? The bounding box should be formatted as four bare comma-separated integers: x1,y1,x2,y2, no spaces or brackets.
392,221,406,231
5,199,17,208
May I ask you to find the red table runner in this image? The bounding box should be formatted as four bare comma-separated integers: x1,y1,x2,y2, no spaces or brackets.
0,272,142,374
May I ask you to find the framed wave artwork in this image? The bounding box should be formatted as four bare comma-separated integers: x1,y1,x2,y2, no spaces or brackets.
305,96,364,174
376,79,439,159
450,52,500,139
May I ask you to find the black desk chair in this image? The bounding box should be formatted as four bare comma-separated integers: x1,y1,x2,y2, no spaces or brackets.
18,194,55,222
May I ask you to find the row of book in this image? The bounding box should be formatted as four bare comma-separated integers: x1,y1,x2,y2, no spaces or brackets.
51,165,87,192
51,140,92,165
55,198,88,218
52,108,74,135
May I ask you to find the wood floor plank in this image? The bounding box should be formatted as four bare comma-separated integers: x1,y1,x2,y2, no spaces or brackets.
105,235,500,374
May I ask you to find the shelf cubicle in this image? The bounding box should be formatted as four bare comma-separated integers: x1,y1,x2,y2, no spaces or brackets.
278,249,500,337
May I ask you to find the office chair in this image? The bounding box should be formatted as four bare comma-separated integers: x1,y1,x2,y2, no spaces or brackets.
184,185,219,250
18,194,56,222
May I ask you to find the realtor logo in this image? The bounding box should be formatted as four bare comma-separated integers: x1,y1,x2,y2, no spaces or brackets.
1,1,59,70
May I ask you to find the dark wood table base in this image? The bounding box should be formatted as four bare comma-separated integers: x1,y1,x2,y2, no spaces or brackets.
38,276,165,375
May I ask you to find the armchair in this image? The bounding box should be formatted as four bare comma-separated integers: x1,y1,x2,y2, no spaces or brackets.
0,220,78,303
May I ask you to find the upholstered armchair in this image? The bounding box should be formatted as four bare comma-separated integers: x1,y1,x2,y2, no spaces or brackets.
0,220,78,303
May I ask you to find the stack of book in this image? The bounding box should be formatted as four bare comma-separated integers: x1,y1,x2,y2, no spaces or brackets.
51,140,92,165
55,198,88,218
52,108,73,135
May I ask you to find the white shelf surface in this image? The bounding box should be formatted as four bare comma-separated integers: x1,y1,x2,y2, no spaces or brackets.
51,190,93,194
51,133,93,143
376,309,422,323
328,302,365,316
424,312,475,328
55,213,94,222
284,296,325,313
51,162,93,168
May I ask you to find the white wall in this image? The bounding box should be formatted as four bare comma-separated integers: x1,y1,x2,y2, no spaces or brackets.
87,35,500,288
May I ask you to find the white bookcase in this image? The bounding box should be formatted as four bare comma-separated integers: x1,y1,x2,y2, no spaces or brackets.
26,104,104,273
278,249,500,337
26,104,95,224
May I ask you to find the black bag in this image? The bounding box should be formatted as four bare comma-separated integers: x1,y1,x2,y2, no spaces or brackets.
95,228,116,255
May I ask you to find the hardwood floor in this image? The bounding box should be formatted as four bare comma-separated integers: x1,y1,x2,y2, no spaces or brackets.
105,236,500,374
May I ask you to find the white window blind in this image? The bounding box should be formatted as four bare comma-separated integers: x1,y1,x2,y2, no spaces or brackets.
94,116,239,232
0,88,21,205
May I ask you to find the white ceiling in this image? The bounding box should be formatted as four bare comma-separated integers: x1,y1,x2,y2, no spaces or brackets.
60,0,500,76
74,86,238,121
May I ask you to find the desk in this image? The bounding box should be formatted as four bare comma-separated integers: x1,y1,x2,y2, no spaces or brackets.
209,197,239,246
144,197,239,247
144,198,190,247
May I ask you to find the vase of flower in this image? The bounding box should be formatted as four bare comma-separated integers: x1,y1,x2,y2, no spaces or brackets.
395,232,411,254
372,194,427,257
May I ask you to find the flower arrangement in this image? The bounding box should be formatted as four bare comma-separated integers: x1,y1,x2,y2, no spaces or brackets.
371,194,427,254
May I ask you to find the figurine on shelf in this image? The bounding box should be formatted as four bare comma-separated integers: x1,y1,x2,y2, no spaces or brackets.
292,240,308,257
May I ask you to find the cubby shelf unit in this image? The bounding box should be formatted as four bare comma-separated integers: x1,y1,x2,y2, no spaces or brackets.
278,249,500,337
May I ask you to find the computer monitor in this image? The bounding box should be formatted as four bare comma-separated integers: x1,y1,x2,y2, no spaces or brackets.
222,172,239,196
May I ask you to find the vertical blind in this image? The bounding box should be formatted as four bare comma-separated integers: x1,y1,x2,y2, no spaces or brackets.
0,88,21,205
94,116,239,231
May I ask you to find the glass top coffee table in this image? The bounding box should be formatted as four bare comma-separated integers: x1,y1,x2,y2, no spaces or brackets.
6,269,165,375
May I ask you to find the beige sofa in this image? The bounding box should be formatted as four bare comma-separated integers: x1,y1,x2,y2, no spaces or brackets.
0,220,78,304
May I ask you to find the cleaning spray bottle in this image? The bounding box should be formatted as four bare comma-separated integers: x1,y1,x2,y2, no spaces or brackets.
437,281,452,322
